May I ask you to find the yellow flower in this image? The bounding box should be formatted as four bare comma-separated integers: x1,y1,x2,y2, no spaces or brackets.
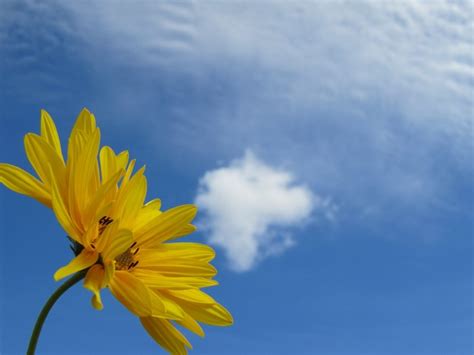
0,109,232,354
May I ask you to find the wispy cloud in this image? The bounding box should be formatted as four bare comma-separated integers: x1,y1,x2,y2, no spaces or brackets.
195,151,333,272
3,1,472,232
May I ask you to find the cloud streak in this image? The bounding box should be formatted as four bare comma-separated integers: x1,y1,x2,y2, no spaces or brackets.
3,1,472,232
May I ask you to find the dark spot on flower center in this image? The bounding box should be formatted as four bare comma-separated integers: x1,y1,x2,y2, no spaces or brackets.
115,242,140,270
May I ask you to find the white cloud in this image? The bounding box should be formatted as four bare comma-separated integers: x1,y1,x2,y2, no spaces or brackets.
195,151,331,272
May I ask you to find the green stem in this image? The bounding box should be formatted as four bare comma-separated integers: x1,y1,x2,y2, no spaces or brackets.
27,270,87,355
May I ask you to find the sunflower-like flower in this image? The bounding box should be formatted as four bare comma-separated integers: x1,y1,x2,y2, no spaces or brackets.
0,109,232,354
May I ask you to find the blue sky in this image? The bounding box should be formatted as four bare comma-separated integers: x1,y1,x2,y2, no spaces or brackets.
0,1,472,354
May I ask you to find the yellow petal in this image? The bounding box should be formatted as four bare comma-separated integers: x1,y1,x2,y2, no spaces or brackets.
173,301,233,327
99,146,117,183
112,169,147,229
132,198,162,232
103,261,115,285
108,271,152,317
40,109,64,163
83,169,123,228
74,129,101,217
72,108,97,135
94,218,118,252
0,163,50,207
101,228,133,261
147,288,184,320
24,133,66,193
54,249,98,281
164,289,217,305
50,167,82,242
132,269,218,289
66,130,87,225
120,159,136,188
138,257,217,278
140,317,191,354
140,243,215,262
135,205,198,247
151,289,186,320
116,150,129,171
82,223,99,249
84,264,106,310
169,224,197,240
176,312,205,337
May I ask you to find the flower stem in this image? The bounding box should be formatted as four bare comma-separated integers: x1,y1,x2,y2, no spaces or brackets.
27,270,87,355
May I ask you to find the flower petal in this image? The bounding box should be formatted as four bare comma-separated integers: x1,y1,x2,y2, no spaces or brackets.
132,269,218,289
40,109,64,163
135,205,198,247
164,289,218,305
148,288,184,320
54,249,98,281
24,133,66,193
0,163,50,206
138,257,217,278
99,146,117,183
176,312,205,337
101,228,133,261
72,108,97,135
140,243,215,262
83,264,106,310
171,301,233,327
132,198,162,232
74,129,101,217
108,271,152,317
112,169,147,229
116,150,129,171
50,168,82,242
83,169,123,228
169,224,197,240
140,317,191,355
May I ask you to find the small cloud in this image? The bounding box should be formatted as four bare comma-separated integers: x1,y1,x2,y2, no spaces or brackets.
195,151,332,272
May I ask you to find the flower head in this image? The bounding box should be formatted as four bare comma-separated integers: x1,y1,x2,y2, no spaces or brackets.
0,109,232,354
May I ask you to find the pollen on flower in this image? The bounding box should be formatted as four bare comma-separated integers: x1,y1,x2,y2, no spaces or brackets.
98,216,114,235
115,242,140,270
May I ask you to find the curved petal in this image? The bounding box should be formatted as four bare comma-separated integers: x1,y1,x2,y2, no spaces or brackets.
40,109,64,163
138,257,217,278
140,317,191,355
112,170,147,230
139,243,215,262
0,163,50,206
83,264,106,310
149,289,184,320
132,269,218,289
108,271,152,317
164,289,218,305
116,150,129,171
54,249,98,281
75,129,101,216
132,198,162,232
83,169,123,228
172,301,233,327
50,168,81,242
169,224,197,240
101,228,133,261
99,146,117,183
134,205,198,247
24,133,66,194
72,108,97,135
176,312,204,337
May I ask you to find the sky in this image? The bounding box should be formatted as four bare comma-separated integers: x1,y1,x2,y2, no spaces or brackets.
0,1,472,354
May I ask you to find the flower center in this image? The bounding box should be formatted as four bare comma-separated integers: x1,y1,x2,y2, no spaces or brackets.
115,242,140,270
